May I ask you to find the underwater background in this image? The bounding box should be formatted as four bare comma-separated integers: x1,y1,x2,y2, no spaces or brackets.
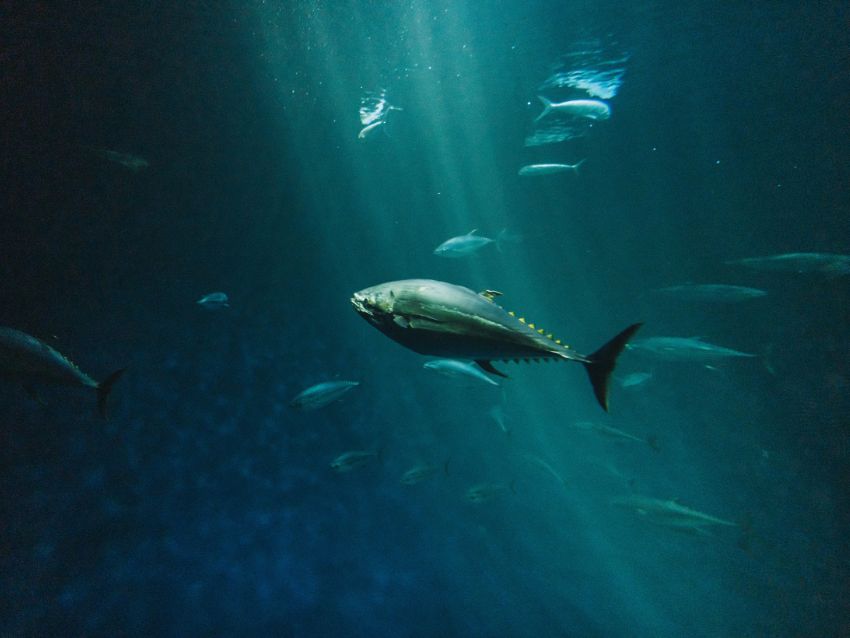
2,1,849,636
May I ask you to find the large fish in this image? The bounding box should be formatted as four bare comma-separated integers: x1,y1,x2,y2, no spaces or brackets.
535,96,610,122
652,284,767,303
351,279,641,411
627,336,754,362
0,327,125,417
612,495,737,532
726,252,850,275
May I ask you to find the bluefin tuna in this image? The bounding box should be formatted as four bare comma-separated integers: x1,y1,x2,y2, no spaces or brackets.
612,495,737,533
535,96,611,122
518,160,586,176
289,380,359,411
330,449,381,473
433,230,496,258
423,359,500,386
627,336,755,362
652,284,767,303
726,252,850,275
0,327,125,418
197,292,230,310
351,279,642,411
400,460,449,485
87,147,149,172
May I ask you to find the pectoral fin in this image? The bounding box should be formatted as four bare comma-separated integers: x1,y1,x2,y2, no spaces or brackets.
475,360,508,378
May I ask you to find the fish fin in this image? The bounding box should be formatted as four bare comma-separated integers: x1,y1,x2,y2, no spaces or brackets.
97,368,127,419
24,384,48,406
478,289,503,301
534,95,553,122
476,360,508,378
572,158,587,174
646,435,661,453
468,228,478,235
582,323,643,412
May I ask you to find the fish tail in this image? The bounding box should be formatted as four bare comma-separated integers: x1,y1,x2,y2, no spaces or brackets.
534,96,553,123
573,158,587,173
96,368,126,419
582,323,643,411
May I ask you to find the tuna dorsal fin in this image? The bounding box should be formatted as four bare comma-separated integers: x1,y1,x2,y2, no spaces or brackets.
478,289,503,302
468,229,478,235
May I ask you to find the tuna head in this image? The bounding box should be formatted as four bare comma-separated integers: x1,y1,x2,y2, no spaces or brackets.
351,280,447,332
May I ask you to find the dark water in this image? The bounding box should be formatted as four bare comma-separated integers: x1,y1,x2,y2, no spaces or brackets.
2,1,849,636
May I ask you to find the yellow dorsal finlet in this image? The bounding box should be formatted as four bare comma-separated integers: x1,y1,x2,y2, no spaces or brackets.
519,317,525,323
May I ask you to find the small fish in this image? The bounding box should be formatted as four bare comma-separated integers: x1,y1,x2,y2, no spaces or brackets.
726,252,850,275
612,495,737,532
352,279,641,411
400,460,450,485
0,327,125,418
619,371,652,388
197,292,230,310
522,453,567,487
330,449,381,473
465,481,515,504
488,404,510,434
289,380,359,411
518,160,586,176
358,120,386,139
652,284,767,303
572,421,659,451
535,96,610,123
87,147,149,172
424,359,499,386
627,337,755,362
433,229,496,258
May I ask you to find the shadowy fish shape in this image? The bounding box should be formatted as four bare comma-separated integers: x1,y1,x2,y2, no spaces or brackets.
330,449,381,473
652,284,767,303
627,337,754,362
465,481,515,503
619,371,652,388
612,494,737,532
726,252,850,275
433,229,497,258
351,279,641,411
289,380,359,411
518,160,586,176
0,327,125,418
87,147,149,172
535,96,610,122
400,460,450,485
424,359,500,386
197,292,230,310
572,421,659,451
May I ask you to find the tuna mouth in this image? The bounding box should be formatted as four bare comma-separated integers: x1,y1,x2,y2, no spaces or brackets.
351,293,371,316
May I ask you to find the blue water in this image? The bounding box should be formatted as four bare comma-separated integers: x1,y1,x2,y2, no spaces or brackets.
2,1,848,636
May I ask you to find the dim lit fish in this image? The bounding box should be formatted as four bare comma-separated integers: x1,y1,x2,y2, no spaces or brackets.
612,494,737,532
352,279,641,411
87,147,149,171
652,284,767,303
0,327,125,418
619,371,652,388
518,160,586,176
400,460,449,485
358,120,385,139
423,359,500,386
196,292,230,310
627,337,754,362
535,96,610,122
522,453,567,487
465,481,515,504
330,449,381,473
489,404,510,434
433,229,496,258
726,252,850,275
572,421,659,451
289,380,359,411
